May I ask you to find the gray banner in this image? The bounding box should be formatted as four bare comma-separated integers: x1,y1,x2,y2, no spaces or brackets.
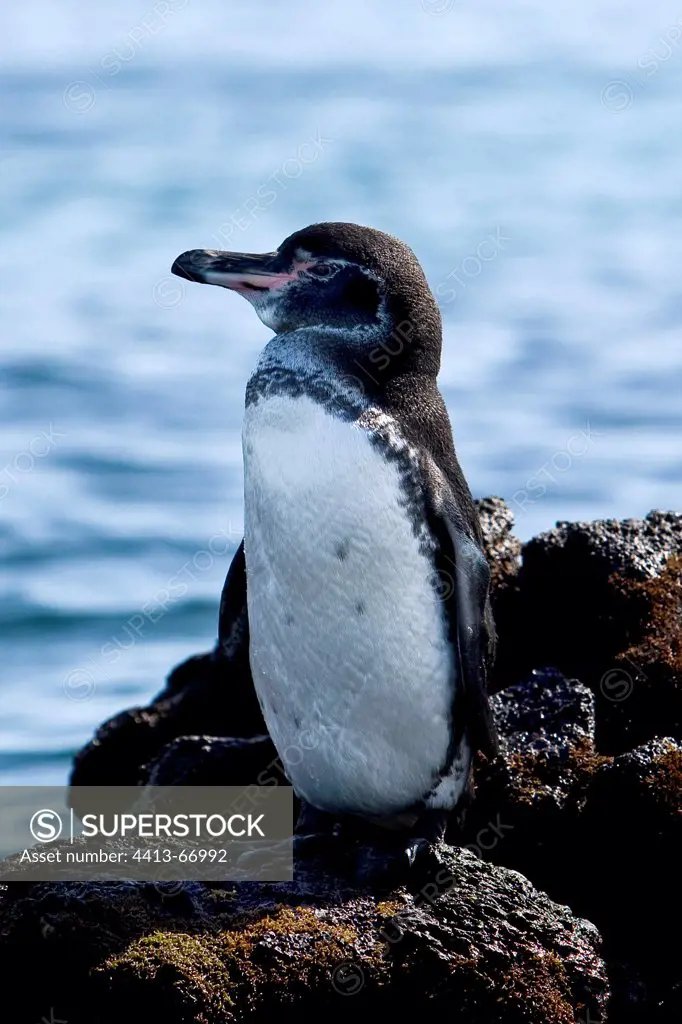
0,786,293,881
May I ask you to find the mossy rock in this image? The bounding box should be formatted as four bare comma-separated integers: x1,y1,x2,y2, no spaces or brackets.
0,846,608,1023
492,512,682,750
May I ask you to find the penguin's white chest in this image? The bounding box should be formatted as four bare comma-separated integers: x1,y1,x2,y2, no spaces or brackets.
242,393,459,817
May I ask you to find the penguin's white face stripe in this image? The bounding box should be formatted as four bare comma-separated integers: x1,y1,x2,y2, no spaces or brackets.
292,249,353,271
242,391,466,817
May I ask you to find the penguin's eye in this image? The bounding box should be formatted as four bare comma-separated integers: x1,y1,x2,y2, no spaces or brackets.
306,263,337,279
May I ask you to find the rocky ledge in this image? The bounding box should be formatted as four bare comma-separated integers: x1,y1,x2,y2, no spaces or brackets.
1,502,680,1023
0,844,607,1024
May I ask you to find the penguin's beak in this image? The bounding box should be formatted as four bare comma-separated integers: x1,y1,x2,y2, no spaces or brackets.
171,249,294,292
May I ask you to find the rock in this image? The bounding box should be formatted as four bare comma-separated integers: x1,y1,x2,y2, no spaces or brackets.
472,497,522,690
491,666,596,757
144,734,279,787
460,669,606,889
143,733,301,822
493,512,682,748
141,732,304,832
68,651,266,813
474,496,522,597
461,671,682,1024
597,556,682,753
580,737,682,944
580,737,682,1024
0,845,609,1024
525,511,682,581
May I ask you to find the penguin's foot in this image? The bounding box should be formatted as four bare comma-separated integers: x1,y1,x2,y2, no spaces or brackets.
292,804,453,888
403,836,448,884
354,810,450,889
355,836,448,890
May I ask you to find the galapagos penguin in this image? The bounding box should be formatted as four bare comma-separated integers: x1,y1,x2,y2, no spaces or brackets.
172,222,498,872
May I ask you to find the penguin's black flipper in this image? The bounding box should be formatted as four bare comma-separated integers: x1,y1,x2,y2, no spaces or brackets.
216,539,251,666
449,525,499,758
380,380,497,760
425,488,499,761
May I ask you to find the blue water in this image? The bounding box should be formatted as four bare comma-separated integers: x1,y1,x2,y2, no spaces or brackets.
2,1,682,785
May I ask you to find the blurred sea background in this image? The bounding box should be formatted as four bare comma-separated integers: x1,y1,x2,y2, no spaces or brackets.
2,0,681,785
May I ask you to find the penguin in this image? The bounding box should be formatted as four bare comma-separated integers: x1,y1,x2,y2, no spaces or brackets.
171,222,498,872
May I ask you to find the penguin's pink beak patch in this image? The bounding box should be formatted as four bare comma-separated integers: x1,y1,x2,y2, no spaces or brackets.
171,248,296,292
203,268,297,293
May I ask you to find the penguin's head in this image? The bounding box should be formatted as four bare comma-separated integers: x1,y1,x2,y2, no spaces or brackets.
172,222,442,372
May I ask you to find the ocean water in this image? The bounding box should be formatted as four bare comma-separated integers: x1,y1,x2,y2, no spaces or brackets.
2,0,681,785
